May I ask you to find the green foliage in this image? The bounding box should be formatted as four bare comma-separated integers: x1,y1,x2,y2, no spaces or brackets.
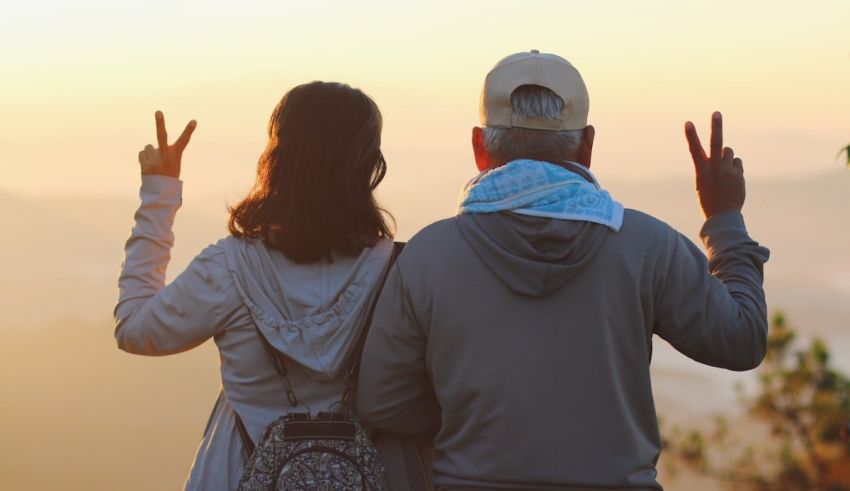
663,312,850,490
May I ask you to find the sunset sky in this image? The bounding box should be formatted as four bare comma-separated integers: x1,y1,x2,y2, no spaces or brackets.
2,4,849,488
1,0,849,210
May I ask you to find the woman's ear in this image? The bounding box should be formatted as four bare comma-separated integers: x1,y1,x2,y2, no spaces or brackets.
575,125,595,169
472,127,491,172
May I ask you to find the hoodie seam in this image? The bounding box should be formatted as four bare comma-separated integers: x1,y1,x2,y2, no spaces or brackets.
230,277,366,332
394,259,427,337
221,236,393,380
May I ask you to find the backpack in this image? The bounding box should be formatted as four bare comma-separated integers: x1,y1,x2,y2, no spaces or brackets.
235,242,404,491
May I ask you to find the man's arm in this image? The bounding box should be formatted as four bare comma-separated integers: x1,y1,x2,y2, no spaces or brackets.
653,211,769,370
356,259,441,439
653,111,769,370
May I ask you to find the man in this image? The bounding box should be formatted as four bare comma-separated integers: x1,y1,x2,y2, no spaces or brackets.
357,51,769,490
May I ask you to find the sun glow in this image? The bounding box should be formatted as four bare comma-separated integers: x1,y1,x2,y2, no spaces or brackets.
1,0,849,219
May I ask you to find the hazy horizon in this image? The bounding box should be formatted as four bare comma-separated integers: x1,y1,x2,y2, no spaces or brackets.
4,169,849,329
3,171,849,489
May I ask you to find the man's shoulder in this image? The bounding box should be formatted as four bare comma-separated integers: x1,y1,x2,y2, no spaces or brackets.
621,208,678,237
405,217,463,250
416,216,458,233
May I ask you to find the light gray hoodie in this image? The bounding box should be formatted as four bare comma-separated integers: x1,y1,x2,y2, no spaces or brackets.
115,175,393,491
357,208,769,491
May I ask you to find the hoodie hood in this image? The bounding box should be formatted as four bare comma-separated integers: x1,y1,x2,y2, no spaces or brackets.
456,212,609,297
222,236,393,381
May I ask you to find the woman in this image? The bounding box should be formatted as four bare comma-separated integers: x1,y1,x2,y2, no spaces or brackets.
114,82,397,490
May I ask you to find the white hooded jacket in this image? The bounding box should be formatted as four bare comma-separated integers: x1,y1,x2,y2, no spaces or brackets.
114,175,394,490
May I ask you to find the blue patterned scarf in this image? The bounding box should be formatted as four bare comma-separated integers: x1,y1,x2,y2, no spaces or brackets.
457,159,624,231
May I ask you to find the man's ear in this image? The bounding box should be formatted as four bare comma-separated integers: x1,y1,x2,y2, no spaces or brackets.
575,125,595,169
472,127,491,172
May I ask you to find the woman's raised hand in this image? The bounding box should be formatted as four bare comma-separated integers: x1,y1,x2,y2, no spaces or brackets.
138,111,197,178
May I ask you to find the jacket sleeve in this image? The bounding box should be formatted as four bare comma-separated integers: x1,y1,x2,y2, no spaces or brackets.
356,259,441,439
113,175,230,356
653,210,771,371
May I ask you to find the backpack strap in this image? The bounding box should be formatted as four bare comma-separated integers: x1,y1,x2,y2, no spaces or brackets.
235,412,255,461
233,240,404,457
339,241,405,406
254,323,299,407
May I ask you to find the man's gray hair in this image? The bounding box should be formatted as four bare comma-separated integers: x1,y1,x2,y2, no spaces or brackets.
482,85,584,164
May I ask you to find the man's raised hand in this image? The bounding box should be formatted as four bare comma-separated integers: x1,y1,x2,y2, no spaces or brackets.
138,111,197,178
684,111,746,220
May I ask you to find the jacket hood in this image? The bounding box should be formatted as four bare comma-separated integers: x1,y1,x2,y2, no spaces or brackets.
456,212,610,297
222,236,393,381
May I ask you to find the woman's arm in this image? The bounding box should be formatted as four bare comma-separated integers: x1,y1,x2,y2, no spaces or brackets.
114,112,230,355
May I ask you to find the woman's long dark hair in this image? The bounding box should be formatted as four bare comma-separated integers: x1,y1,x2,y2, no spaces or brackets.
228,81,394,263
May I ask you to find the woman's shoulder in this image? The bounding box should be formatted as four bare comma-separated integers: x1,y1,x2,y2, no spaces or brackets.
193,237,232,262
201,235,265,256
190,237,239,283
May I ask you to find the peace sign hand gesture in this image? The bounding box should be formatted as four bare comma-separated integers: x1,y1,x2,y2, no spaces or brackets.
138,111,197,179
685,111,746,220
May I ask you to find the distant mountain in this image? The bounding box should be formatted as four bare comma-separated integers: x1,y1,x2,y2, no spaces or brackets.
0,190,225,327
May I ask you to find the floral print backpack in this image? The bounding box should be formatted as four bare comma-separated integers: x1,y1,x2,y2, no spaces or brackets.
234,243,403,491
